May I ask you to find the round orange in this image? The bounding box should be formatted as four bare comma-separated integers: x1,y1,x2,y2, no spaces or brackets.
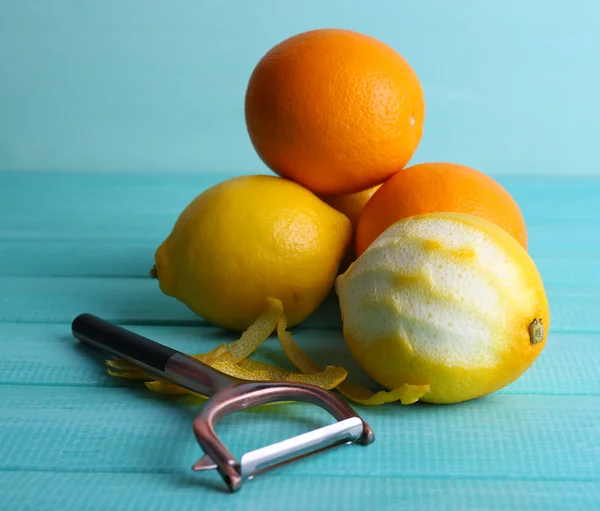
244,28,425,195
320,185,382,273
319,185,382,228
355,162,528,257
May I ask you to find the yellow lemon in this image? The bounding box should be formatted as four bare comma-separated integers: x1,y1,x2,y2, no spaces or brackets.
152,174,352,332
335,212,550,404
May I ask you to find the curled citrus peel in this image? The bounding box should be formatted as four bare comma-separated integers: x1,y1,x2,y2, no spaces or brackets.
106,298,429,405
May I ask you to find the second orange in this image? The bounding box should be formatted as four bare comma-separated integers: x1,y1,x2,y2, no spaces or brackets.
355,162,528,256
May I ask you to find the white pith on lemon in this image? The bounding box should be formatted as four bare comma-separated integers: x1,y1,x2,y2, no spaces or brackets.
335,212,550,404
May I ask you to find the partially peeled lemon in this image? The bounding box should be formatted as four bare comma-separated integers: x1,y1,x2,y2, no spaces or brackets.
335,212,550,404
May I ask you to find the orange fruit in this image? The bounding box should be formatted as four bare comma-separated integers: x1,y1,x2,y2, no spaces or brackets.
355,162,528,257
320,185,382,273
244,28,425,195
319,185,382,228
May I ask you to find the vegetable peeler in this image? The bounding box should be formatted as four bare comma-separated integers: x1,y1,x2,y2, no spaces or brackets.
71,313,375,492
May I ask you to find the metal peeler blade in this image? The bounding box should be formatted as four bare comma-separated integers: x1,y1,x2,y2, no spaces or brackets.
71,313,375,493
193,417,364,478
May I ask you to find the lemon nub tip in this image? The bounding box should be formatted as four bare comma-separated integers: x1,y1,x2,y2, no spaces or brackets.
149,265,158,279
529,318,545,345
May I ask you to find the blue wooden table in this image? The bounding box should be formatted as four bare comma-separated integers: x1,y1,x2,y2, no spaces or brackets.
1,171,599,510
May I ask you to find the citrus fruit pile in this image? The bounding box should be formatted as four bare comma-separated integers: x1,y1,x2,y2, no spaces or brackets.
109,28,549,406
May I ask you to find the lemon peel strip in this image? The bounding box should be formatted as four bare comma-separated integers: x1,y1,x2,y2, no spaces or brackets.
225,298,282,363
105,359,149,380
105,359,138,371
238,359,346,390
196,344,229,365
337,381,430,406
105,297,347,397
106,369,149,380
238,358,292,380
284,366,347,389
275,311,323,374
209,351,272,381
145,379,196,396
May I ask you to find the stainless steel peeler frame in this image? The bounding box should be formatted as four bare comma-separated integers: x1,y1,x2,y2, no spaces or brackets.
71,313,375,492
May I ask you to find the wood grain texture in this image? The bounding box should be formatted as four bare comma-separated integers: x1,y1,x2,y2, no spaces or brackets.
2,240,599,287
1,323,599,397
0,172,599,256
2,172,599,222
2,220,598,259
1,386,599,480
0,276,346,328
1,173,599,510
0,277,598,333
1,472,599,511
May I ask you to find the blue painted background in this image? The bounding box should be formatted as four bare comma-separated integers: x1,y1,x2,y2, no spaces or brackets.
0,0,597,176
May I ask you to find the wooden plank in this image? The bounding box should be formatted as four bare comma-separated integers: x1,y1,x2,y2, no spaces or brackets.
1,172,599,251
1,172,598,510
0,170,231,212
2,172,599,223
0,239,154,277
0,323,598,398
1,386,599,481
0,323,376,390
0,471,598,511
0,211,177,241
0,276,344,328
0,223,596,262
0,201,593,233
1,239,598,289
0,276,598,332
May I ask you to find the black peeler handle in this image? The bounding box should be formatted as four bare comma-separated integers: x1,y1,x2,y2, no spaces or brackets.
71,313,240,396
72,313,178,373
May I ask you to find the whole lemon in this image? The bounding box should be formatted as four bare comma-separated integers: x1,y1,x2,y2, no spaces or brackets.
335,212,550,404
152,174,352,332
